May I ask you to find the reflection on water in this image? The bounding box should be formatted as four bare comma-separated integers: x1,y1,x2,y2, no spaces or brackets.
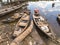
27,1,60,37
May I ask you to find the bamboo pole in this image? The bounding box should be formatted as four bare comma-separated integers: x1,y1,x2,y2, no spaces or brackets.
10,20,33,45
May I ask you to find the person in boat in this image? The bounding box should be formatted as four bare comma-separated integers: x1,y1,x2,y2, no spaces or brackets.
34,9,45,21
52,3,55,8
34,9,50,33
34,9,40,16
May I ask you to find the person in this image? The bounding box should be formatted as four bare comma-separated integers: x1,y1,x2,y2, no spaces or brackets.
52,3,55,8
34,9,39,16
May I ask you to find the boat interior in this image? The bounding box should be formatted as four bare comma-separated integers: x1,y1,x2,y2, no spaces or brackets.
13,12,30,37
11,13,21,19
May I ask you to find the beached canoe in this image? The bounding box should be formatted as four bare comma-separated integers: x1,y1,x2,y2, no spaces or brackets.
2,12,23,23
33,10,56,39
57,14,60,24
10,20,33,45
12,10,30,38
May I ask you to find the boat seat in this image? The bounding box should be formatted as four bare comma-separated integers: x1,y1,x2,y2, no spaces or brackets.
21,16,29,20
11,13,21,19
22,20,28,23
33,15,40,18
47,33,52,36
20,13,23,15
13,28,22,36
38,22,48,26
18,22,27,27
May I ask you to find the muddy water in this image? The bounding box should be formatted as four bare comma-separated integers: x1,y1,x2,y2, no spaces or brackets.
27,1,60,38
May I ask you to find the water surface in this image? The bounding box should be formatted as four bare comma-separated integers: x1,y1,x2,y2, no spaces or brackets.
27,1,60,37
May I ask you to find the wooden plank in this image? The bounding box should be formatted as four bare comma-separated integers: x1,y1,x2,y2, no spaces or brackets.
0,2,27,16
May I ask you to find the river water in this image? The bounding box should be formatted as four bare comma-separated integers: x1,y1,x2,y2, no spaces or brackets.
27,1,60,38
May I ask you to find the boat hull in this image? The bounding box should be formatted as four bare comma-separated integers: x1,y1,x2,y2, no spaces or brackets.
33,14,56,39
12,11,30,38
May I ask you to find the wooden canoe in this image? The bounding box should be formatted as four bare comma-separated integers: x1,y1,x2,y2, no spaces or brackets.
57,14,60,24
2,12,23,23
0,2,27,16
33,13,56,39
12,11,30,38
10,20,33,45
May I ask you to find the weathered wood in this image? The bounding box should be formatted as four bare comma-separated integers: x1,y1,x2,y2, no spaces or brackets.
0,2,27,16
33,12,56,39
1,13,23,23
57,14,60,23
13,12,30,37
10,20,33,45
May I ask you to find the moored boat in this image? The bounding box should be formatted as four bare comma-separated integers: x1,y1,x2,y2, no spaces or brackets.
12,10,30,38
33,9,56,39
1,12,23,23
0,2,27,16
10,20,33,45
57,14,60,24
